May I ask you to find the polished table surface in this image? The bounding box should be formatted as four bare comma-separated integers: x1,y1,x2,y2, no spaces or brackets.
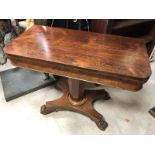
4,25,152,130
4,25,151,91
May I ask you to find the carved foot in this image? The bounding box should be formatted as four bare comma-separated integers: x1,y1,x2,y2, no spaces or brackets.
40,93,67,115
96,117,108,130
40,77,110,131
87,108,108,130
41,105,57,114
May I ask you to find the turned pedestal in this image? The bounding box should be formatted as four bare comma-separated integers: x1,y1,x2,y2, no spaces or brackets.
40,78,110,130
4,25,151,131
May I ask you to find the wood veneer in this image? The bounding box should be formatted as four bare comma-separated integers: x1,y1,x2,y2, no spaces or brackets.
4,25,151,91
4,25,152,130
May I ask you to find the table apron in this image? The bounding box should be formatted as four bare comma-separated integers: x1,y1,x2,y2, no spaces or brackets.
8,55,143,91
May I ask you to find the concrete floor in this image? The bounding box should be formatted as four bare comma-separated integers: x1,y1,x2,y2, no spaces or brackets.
0,60,155,135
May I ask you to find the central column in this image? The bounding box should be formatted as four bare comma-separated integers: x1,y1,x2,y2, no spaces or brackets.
68,78,86,106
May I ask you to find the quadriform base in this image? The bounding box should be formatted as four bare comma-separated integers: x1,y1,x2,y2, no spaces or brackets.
41,78,110,131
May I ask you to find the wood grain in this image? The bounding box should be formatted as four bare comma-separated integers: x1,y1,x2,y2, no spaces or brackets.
4,25,151,91
41,77,110,130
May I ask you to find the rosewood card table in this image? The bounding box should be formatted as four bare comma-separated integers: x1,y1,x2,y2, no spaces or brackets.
4,25,151,130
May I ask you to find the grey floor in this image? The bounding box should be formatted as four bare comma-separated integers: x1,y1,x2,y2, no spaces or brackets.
0,60,155,135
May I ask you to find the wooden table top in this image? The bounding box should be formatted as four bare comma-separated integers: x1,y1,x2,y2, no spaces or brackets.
4,25,151,91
